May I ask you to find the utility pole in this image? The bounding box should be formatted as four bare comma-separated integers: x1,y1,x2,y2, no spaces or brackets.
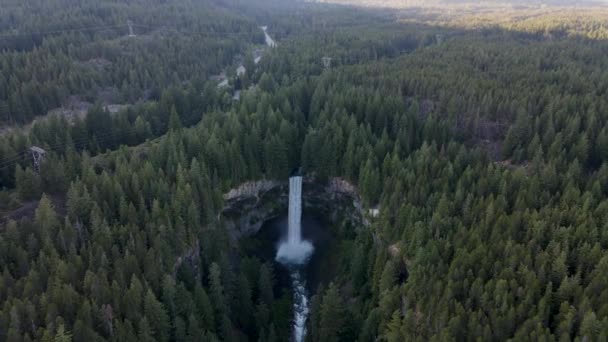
30,146,46,173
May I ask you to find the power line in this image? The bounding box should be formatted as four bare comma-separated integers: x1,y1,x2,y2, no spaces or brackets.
0,150,28,162
42,125,144,152
0,152,28,169
0,24,128,39
0,125,145,169
133,24,260,38
0,21,279,168
0,23,262,40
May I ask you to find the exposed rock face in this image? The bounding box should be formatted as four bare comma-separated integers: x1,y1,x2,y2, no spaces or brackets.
172,240,201,282
221,177,367,240
223,180,280,201
302,177,368,228
222,181,288,239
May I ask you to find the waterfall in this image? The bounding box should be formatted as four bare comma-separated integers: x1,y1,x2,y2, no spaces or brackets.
276,176,314,265
276,176,314,342
288,176,302,244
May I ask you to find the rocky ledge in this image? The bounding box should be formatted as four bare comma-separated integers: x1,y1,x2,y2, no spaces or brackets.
221,177,368,239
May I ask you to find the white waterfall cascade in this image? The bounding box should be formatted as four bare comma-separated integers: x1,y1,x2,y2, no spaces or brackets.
276,176,314,265
261,25,277,48
276,176,314,342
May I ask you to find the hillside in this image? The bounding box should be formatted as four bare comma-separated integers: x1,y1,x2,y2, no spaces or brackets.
1,0,608,341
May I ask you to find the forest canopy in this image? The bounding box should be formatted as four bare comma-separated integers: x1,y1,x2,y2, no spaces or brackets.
1,0,608,341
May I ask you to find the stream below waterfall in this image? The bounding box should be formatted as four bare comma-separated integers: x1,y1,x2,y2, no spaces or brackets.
242,177,339,341
248,213,334,342
288,266,309,341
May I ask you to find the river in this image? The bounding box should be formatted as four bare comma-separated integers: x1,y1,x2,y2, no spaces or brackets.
261,26,277,47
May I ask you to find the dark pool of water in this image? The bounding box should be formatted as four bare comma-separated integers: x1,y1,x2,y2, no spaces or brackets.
254,214,334,295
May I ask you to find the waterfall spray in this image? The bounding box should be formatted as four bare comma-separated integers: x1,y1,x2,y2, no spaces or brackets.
276,176,314,264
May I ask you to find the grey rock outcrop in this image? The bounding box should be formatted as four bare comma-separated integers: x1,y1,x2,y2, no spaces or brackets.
221,177,367,240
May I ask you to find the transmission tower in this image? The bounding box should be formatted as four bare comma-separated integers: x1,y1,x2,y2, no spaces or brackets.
30,146,46,173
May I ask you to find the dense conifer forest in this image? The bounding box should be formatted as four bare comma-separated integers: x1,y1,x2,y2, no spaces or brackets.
1,0,608,341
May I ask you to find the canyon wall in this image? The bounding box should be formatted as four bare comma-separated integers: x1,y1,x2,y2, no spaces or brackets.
221,177,369,239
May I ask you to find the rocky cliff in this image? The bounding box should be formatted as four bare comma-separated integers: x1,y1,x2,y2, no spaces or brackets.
221,177,367,240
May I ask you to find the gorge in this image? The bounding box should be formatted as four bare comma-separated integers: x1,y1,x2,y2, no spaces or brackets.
222,176,367,341
221,177,368,240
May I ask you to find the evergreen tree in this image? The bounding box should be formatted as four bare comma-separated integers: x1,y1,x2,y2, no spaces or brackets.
209,263,228,334
15,166,41,201
54,324,72,342
144,289,170,342
169,105,183,132
319,283,345,342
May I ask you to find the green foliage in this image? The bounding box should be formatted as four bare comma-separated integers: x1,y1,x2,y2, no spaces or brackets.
54,324,72,342
168,106,182,132
0,0,261,126
318,283,347,342
15,166,41,201
1,0,608,341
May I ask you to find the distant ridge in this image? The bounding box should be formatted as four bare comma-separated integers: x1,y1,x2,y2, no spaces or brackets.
313,0,607,8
